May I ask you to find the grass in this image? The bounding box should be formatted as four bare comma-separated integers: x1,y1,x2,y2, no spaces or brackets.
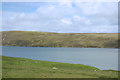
2,56,118,78
1,31,119,48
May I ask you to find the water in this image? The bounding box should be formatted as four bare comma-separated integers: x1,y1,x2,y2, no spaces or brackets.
2,46,118,70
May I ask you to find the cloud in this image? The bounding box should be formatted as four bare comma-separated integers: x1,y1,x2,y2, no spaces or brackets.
73,15,92,25
58,0,73,8
60,19,72,25
2,2,118,33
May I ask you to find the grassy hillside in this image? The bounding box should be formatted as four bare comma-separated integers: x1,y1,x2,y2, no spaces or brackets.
1,31,119,48
2,56,118,78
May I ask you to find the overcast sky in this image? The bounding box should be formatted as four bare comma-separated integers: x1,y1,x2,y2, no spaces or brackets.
2,2,118,33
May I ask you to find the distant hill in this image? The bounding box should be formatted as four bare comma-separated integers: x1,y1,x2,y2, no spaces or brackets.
1,31,119,48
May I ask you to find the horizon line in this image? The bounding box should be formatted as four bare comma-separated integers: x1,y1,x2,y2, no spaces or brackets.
1,30,119,34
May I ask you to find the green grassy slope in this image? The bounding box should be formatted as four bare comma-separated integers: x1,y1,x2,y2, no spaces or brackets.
1,31,118,48
2,56,118,78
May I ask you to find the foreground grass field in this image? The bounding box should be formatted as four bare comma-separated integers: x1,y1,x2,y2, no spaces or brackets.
2,56,118,78
1,31,119,48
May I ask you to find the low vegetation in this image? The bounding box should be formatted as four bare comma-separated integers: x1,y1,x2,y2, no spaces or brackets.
1,31,119,48
2,56,118,78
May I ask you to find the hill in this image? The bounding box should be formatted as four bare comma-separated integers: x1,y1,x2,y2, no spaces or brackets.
1,31,119,48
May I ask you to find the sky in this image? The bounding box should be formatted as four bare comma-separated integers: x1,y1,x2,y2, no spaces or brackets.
2,2,118,33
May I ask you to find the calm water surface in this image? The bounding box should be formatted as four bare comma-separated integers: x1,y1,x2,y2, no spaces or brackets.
2,46,118,70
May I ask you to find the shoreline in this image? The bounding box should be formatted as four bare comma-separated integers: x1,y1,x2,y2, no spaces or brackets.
2,55,118,71
1,45,119,49
2,56,118,78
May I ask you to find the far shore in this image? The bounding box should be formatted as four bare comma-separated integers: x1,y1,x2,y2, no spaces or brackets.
2,31,118,48
1,45,119,49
